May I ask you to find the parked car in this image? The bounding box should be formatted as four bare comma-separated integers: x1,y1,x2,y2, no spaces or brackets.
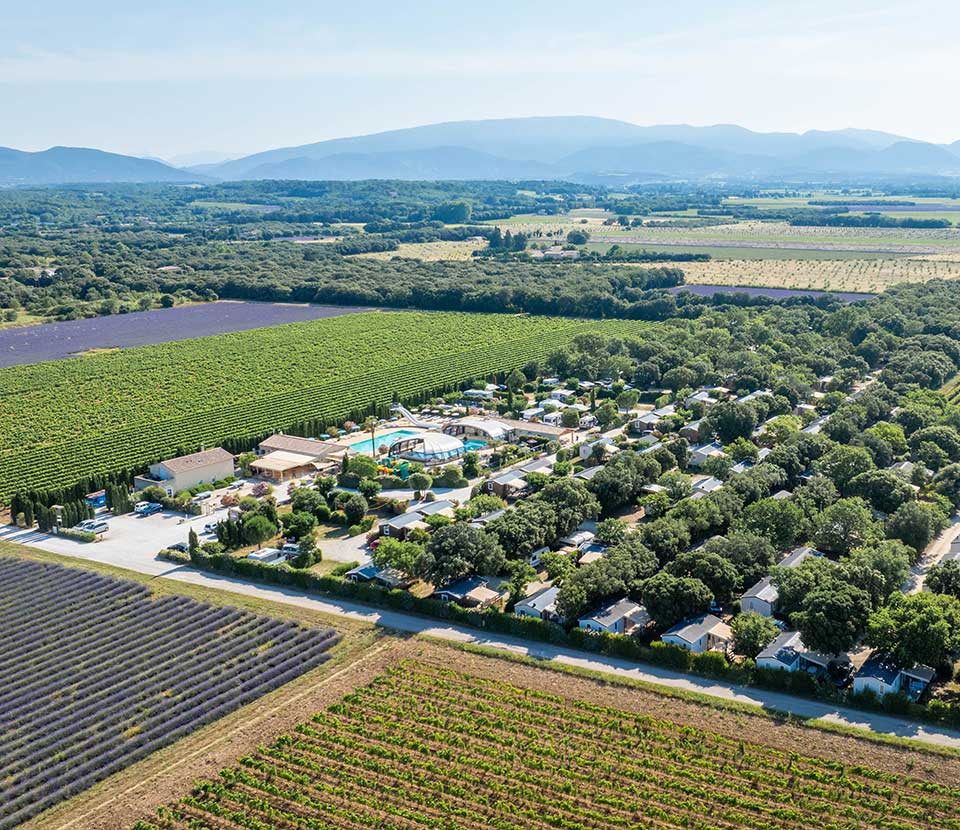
84,521,109,534
74,519,102,531
192,492,213,502
134,501,162,516
227,481,244,490
169,541,189,553
281,543,300,555
203,521,220,534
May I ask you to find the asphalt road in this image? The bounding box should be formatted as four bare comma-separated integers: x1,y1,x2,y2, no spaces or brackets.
5,525,960,751
906,515,960,594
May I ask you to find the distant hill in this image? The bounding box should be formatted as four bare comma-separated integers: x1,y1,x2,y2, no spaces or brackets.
873,141,960,172
165,150,240,168
557,141,779,178
7,119,960,185
241,146,555,181
0,146,202,186
201,117,648,179
195,117,960,183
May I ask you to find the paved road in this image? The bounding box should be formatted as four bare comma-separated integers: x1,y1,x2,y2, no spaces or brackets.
906,515,960,594
6,527,960,751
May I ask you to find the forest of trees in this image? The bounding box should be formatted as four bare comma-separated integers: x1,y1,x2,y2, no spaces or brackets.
3,180,960,326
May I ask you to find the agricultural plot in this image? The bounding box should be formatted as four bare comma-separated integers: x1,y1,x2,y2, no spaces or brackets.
0,301,367,368
137,659,960,830
0,311,638,499
680,256,960,293
0,556,340,830
353,239,486,261
591,221,960,255
588,242,894,261
724,195,960,224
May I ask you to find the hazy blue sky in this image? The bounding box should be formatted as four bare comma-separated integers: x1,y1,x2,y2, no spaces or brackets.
3,1,958,161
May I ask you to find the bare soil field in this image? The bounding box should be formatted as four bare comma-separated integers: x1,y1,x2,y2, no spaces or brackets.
680,256,960,293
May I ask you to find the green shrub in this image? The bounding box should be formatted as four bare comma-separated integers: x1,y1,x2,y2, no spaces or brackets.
691,650,731,678
337,473,361,489
56,528,96,543
649,641,694,671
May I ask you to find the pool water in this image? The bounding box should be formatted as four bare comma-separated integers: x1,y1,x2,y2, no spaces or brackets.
350,430,486,456
350,429,421,455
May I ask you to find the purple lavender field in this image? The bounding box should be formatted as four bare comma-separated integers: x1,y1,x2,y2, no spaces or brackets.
0,301,368,368
0,557,339,829
669,284,875,302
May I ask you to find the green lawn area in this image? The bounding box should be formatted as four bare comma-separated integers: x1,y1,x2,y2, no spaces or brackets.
0,312,46,330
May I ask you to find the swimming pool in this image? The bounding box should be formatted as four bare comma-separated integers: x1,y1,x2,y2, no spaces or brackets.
350,429,421,455
350,430,486,457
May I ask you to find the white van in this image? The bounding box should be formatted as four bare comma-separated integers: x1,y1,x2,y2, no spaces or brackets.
246,547,283,565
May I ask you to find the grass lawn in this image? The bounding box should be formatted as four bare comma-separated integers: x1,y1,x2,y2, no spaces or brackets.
0,311,46,329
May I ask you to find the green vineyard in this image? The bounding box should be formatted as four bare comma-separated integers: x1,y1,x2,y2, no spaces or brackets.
0,311,644,499
136,660,960,830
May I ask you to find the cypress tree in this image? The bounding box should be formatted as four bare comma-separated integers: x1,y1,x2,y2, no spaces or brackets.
22,501,34,527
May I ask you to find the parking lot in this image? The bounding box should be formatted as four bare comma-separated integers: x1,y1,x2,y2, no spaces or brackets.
0,474,375,574
0,505,230,575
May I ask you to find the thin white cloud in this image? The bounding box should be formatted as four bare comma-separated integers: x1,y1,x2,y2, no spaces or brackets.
2,4,953,87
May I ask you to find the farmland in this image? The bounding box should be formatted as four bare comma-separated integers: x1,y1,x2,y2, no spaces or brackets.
0,556,340,830
678,256,960,293
587,221,960,255
0,301,369,368
353,239,487,261
136,656,960,830
0,311,642,499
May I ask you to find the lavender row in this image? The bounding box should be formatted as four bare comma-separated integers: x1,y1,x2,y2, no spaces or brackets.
0,556,339,830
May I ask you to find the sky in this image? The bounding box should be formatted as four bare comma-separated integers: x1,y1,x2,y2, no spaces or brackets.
2,1,958,162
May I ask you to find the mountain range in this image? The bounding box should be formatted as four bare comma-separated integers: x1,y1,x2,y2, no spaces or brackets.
0,146,200,186
4,117,960,186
